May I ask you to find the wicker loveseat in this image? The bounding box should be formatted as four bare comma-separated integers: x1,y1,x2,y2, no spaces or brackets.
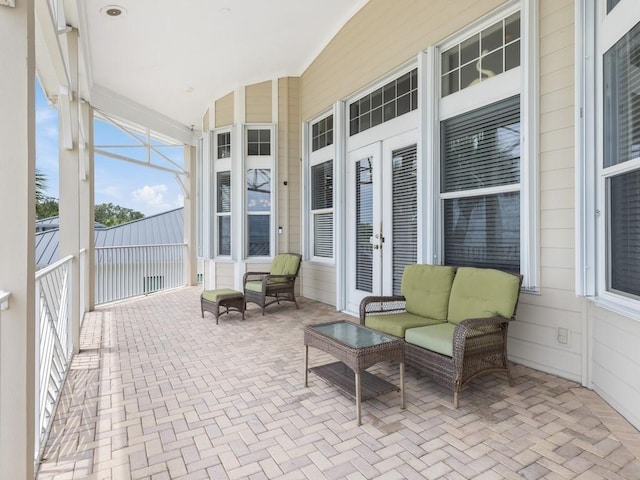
360,265,523,407
243,253,302,315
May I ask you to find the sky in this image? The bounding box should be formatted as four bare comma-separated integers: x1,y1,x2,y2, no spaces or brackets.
36,83,185,217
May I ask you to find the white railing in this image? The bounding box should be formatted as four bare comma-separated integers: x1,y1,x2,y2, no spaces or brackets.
95,244,187,305
35,255,74,462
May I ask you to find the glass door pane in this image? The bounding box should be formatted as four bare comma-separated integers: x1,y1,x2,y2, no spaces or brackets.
355,158,374,292
391,145,418,295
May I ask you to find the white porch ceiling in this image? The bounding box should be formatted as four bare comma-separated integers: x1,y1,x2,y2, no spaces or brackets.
57,0,368,132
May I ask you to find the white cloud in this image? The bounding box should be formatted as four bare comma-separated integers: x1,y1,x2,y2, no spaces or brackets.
132,184,170,207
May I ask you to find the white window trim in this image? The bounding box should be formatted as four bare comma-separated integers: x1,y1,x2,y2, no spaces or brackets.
244,124,276,259
587,0,640,316
212,128,233,259
305,110,336,265
428,0,538,291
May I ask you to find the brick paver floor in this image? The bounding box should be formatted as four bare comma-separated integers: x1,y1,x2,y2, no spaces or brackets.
36,287,640,479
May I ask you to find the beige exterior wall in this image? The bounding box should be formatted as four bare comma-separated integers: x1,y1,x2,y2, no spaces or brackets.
278,77,301,257
214,262,236,289
302,263,336,306
509,0,583,382
246,80,273,123
215,92,234,127
301,0,505,120
591,304,640,430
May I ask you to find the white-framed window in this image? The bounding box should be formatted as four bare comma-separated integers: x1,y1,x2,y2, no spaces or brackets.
213,129,232,257
309,114,334,261
593,0,640,310
435,2,534,283
245,126,275,257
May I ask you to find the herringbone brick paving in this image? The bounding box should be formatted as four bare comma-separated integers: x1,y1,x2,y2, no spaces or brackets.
36,287,640,479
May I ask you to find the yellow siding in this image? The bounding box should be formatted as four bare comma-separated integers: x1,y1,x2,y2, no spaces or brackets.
245,80,272,123
215,92,234,127
300,0,505,119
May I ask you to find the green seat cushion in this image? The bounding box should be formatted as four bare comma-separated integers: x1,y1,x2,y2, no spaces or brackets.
405,323,456,357
447,267,521,325
202,288,243,302
365,312,445,338
401,265,455,320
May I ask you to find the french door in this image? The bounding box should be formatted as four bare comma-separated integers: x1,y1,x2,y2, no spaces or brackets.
345,131,418,313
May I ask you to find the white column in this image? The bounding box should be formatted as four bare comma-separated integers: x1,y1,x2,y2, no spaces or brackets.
58,28,81,353
79,102,95,312
0,1,36,477
184,146,198,285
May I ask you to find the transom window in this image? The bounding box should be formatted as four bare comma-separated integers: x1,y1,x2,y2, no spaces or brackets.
312,115,333,152
349,69,418,136
441,12,520,96
247,129,271,156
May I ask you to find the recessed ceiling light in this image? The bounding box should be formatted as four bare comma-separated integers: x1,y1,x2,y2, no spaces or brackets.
101,5,127,17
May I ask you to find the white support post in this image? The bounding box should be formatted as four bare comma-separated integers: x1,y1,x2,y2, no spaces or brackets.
184,146,198,285
57,27,81,354
79,102,95,313
0,0,36,477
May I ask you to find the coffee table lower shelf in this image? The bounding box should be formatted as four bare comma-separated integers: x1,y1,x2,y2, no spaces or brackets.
308,361,399,401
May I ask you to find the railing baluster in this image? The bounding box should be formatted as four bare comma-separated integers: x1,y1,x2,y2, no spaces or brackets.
94,243,187,305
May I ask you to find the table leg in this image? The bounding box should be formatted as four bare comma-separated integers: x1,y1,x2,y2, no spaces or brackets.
400,361,405,409
304,345,309,387
355,371,362,426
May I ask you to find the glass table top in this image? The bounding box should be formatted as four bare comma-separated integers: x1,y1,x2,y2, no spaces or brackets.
311,321,397,348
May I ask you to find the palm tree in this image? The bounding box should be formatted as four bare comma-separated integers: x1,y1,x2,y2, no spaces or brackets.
35,168,47,204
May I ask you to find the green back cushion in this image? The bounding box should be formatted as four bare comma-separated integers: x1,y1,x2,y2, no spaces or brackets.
447,267,521,325
270,254,301,276
401,265,455,320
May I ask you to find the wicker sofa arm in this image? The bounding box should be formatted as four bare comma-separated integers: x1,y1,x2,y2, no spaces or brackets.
243,271,268,284
452,316,511,367
359,295,407,325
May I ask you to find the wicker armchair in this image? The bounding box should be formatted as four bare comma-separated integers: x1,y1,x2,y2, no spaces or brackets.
360,265,523,407
243,253,302,315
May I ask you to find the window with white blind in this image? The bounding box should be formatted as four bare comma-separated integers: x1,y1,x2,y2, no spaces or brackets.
246,126,274,257
216,171,231,256
602,18,640,300
308,114,334,261
311,160,333,258
441,96,521,271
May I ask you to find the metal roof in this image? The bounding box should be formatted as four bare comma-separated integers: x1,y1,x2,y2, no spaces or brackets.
36,207,184,268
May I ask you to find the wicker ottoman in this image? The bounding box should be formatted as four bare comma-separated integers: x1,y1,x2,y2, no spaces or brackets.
201,289,245,324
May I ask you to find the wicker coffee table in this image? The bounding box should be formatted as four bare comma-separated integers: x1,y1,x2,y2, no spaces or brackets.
304,321,405,425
